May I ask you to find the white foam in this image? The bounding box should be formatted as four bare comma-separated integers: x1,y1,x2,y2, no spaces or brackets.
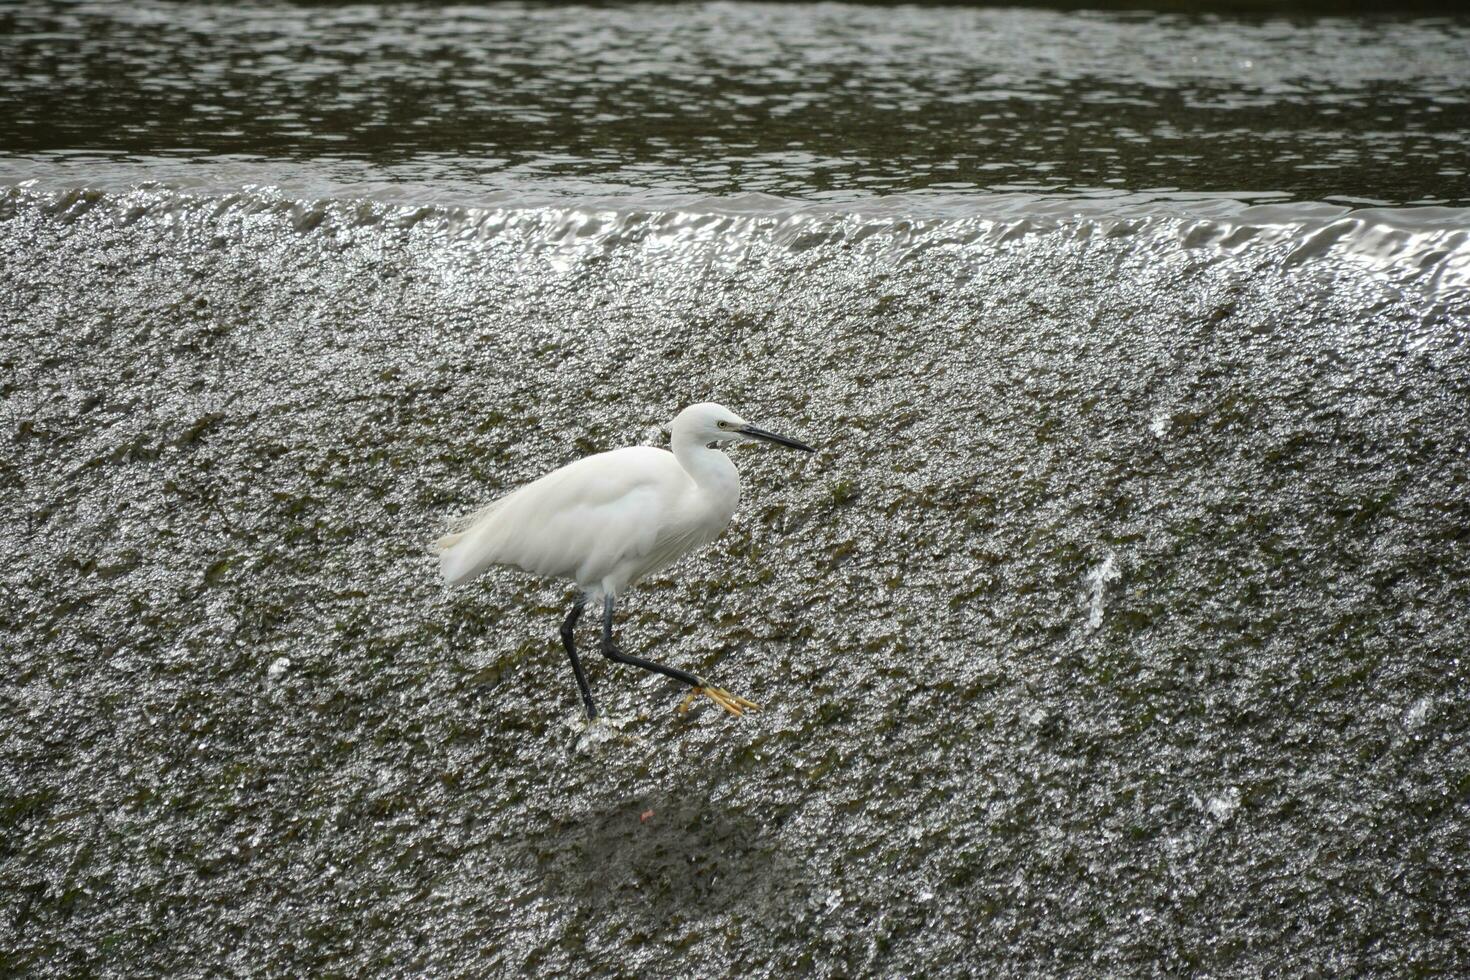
1205,787,1241,823
1402,696,1434,731
1085,555,1121,631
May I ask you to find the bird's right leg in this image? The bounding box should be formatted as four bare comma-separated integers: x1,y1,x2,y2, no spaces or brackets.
560,595,598,720
599,595,758,717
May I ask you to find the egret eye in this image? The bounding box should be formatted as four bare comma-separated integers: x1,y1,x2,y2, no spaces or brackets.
717,420,728,429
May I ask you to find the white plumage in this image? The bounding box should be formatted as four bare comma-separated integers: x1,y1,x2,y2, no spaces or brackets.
436,445,732,598
432,402,814,720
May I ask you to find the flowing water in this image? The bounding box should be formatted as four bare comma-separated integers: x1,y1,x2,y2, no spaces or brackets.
2,2,1469,976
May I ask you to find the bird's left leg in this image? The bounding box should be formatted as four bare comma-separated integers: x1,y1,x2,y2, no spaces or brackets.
598,595,759,717
561,595,598,721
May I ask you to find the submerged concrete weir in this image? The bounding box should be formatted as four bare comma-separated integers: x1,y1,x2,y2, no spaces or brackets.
2,175,1468,974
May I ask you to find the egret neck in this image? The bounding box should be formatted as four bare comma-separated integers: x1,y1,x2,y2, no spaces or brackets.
671,424,741,530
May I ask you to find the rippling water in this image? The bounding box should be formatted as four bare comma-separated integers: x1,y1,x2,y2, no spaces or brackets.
4,1,1470,202
3,2,1469,977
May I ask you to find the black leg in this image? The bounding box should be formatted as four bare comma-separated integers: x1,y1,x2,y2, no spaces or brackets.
560,595,597,720
599,595,702,688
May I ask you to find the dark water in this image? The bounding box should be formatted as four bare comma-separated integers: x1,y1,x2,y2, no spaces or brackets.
4,1,1470,203
3,2,1470,977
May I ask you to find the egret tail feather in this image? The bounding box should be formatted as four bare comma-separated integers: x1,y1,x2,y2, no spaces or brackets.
433,493,516,553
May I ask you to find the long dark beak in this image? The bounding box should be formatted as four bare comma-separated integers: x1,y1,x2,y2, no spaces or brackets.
738,423,816,453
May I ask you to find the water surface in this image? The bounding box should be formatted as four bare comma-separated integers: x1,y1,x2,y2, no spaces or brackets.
3,1,1469,203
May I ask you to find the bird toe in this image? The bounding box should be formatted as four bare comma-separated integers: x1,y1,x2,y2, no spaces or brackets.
676,685,759,718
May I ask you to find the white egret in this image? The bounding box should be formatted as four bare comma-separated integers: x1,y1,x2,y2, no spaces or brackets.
433,402,814,720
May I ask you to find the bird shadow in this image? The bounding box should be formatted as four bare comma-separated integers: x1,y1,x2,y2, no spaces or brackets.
529,790,807,925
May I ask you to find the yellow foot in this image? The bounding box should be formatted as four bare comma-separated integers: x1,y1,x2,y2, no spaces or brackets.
677,684,760,718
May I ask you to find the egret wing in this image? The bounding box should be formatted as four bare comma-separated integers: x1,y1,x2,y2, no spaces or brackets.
437,447,687,586
629,520,715,583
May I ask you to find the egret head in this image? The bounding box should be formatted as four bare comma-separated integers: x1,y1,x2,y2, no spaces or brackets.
672,402,815,452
